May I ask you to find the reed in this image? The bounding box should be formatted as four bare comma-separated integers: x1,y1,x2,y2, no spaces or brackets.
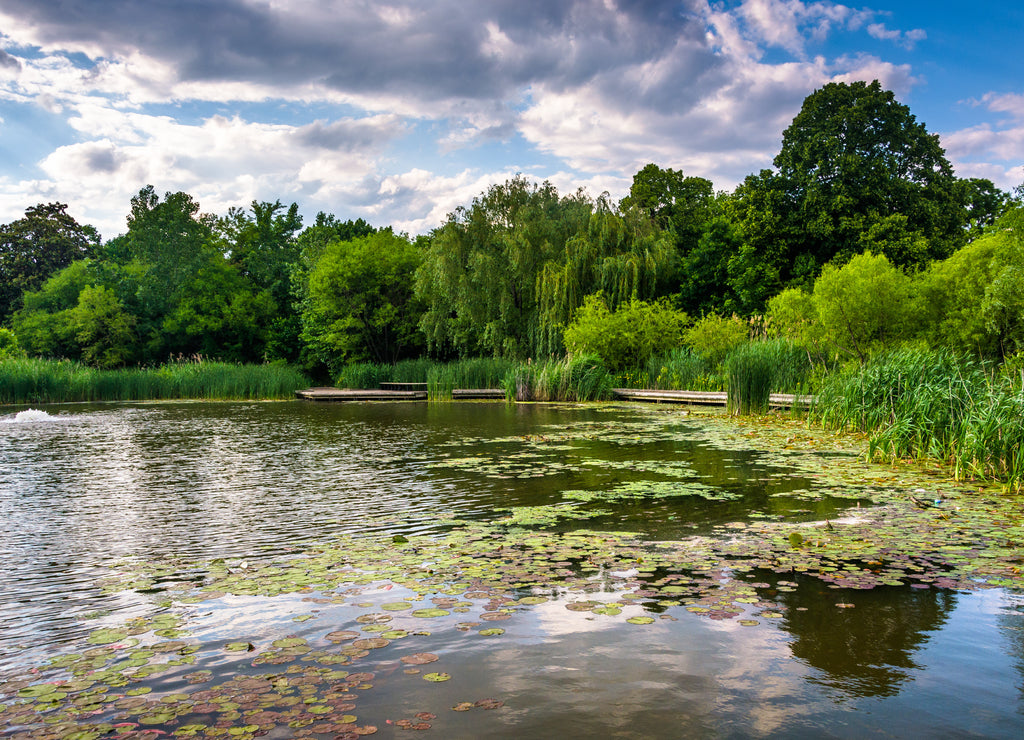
645,347,724,392
812,348,1024,490
0,357,309,404
724,342,775,415
427,357,516,400
503,355,613,402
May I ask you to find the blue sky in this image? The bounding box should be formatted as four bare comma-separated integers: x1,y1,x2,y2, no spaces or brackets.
0,1,1021,240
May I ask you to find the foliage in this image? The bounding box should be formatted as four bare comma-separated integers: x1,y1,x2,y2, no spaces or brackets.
0,327,23,359
562,293,689,371
683,312,749,366
729,81,979,310
416,177,673,359
812,348,1024,490
812,252,917,362
0,357,308,404
301,231,425,374
503,354,613,402
428,357,517,399
645,347,722,391
72,285,137,368
0,202,99,321
725,342,775,415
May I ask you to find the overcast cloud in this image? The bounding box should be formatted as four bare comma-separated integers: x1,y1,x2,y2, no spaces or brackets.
0,0,1019,238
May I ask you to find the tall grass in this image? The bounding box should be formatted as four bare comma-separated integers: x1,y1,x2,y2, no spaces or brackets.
724,342,774,415
722,339,813,415
503,355,613,402
644,348,724,391
812,348,1024,490
428,358,516,400
0,357,309,404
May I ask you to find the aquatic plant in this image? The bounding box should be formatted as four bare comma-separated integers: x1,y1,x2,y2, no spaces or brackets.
725,342,774,415
645,347,723,391
0,357,308,403
812,348,1024,489
427,357,516,399
502,355,613,402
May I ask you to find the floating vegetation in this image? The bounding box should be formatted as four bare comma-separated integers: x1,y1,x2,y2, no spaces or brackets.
4,404,1024,738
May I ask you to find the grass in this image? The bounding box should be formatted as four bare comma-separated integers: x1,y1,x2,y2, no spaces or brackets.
812,347,1024,490
503,355,613,402
0,357,309,404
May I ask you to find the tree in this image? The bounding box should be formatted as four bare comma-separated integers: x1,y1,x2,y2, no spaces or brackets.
72,285,137,368
733,81,969,309
217,200,303,361
301,231,425,373
416,177,673,360
0,202,99,321
811,252,917,362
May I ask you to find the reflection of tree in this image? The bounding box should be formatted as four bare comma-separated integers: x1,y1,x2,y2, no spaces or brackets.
997,596,1024,712
773,575,958,698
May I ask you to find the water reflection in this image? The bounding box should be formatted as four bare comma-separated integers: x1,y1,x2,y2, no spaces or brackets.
769,574,957,698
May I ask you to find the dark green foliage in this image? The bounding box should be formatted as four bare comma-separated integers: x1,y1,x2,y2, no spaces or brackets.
301,231,425,374
0,202,99,321
0,357,308,404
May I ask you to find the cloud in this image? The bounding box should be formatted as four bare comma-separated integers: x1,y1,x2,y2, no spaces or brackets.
0,48,21,71
943,93,1024,189
867,22,926,50
0,0,985,238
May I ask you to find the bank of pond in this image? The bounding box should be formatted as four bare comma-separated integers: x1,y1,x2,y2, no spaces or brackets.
2,346,1023,491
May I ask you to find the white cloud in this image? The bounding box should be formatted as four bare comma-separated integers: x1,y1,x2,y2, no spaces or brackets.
943,92,1024,189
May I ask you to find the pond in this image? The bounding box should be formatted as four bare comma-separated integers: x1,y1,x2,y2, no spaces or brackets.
1,401,1022,739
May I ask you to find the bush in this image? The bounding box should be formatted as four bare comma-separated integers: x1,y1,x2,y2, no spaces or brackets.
563,293,688,371
0,328,24,360
684,313,749,366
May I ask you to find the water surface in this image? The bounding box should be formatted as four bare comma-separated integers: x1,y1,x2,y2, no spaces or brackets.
1,401,1022,738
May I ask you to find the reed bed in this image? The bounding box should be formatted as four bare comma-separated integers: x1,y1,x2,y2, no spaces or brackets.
812,348,1024,490
644,348,723,392
0,358,308,404
503,355,613,402
428,358,516,400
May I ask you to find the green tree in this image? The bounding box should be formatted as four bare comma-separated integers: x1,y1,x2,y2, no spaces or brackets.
72,285,137,368
683,312,750,366
11,260,95,359
562,293,689,371
732,81,969,310
811,252,917,362
0,202,99,321
217,200,303,361
0,327,23,359
301,231,425,372
417,177,673,359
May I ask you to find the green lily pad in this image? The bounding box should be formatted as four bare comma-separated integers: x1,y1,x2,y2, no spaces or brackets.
423,672,451,682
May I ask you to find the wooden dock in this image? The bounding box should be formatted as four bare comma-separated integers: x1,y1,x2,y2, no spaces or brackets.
296,387,427,401
296,386,506,402
611,388,814,408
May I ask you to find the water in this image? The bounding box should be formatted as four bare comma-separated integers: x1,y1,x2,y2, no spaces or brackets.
1,401,1022,738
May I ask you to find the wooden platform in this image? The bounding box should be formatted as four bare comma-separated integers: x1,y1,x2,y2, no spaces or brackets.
296,387,427,401
451,388,506,399
612,388,814,408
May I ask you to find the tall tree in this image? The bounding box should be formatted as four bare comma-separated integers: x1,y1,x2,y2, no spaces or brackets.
0,202,98,321
732,80,970,310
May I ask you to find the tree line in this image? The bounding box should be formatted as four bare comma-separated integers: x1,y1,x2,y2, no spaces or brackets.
1,80,1020,379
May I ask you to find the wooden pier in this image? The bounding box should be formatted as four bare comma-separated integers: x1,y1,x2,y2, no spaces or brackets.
295,387,428,401
611,388,814,408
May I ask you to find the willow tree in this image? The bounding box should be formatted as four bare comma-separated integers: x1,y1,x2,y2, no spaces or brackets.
536,198,674,356
415,178,674,360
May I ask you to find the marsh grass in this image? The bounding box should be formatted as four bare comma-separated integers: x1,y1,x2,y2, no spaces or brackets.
812,348,1024,490
644,348,723,391
0,357,309,404
503,355,613,402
